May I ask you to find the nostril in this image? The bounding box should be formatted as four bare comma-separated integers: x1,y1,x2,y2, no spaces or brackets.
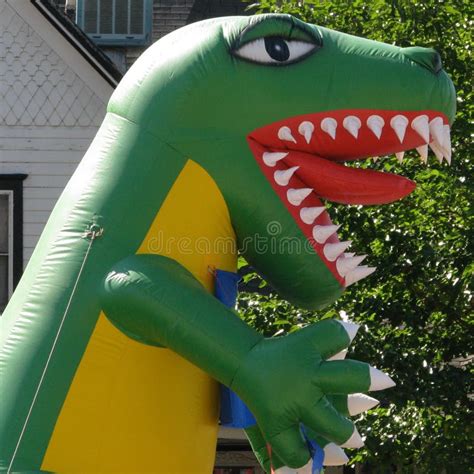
432,51,443,73
402,46,443,74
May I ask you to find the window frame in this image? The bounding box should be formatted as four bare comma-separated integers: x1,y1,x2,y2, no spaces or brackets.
0,190,14,305
76,0,153,46
0,175,27,309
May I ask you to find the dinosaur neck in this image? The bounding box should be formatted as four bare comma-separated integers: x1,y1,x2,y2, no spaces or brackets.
0,113,236,470
137,158,238,289
39,159,237,474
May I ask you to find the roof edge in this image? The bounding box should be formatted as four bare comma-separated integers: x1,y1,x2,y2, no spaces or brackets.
31,0,123,88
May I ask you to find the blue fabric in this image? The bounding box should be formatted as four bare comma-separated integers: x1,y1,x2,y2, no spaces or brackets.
215,269,241,308
214,269,324,473
214,269,256,428
219,384,257,428
301,425,325,474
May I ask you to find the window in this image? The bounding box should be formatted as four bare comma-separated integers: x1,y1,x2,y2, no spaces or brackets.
76,0,153,46
0,175,26,314
0,192,12,312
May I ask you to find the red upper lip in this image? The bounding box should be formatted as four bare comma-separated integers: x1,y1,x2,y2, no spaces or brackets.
247,109,451,287
249,109,450,162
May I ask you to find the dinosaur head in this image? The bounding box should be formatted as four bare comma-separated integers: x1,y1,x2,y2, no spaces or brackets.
109,14,456,309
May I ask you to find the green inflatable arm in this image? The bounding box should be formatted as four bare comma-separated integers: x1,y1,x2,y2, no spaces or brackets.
101,254,384,468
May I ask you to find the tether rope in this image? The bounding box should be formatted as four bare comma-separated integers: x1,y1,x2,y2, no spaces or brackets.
7,228,101,473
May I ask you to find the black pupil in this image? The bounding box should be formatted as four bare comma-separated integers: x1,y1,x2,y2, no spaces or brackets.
264,37,290,62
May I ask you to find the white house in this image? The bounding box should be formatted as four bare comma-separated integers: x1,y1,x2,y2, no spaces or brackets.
0,0,120,312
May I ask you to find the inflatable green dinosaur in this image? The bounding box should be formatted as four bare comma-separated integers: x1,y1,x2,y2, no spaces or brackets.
0,14,455,473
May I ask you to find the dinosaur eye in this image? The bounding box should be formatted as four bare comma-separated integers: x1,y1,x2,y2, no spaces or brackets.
234,36,317,65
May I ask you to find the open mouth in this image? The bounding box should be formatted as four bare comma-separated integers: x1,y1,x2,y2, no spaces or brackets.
247,109,452,288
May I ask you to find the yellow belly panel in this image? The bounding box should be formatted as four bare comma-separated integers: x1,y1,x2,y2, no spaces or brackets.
41,159,237,473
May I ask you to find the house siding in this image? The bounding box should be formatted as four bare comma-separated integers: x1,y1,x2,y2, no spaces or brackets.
0,0,109,268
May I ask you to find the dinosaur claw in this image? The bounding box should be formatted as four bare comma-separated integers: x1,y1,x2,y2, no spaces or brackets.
347,393,380,415
369,367,396,391
336,320,360,343
340,426,364,448
323,443,349,466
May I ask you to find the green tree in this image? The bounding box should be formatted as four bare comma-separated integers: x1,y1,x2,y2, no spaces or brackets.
237,1,473,472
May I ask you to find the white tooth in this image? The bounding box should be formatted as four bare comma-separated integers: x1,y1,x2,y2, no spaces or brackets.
345,266,376,286
429,117,444,146
324,241,351,261
298,121,315,144
336,255,367,277
369,366,396,391
429,141,444,163
341,427,364,449
312,224,341,244
395,151,404,163
278,126,297,143
328,349,348,361
274,166,299,186
287,188,312,206
416,144,428,164
344,252,355,258
442,125,452,164
390,115,409,143
347,394,380,416
372,157,380,162
323,443,349,466
300,206,325,225
367,115,385,139
263,152,288,167
343,115,362,139
321,117,337,140
411,115,430,143
335,320,360,343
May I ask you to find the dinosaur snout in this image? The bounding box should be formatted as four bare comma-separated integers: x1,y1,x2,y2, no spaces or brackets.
402,46,443,74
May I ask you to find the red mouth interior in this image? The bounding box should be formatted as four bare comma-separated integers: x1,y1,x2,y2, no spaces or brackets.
247,109,449,287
